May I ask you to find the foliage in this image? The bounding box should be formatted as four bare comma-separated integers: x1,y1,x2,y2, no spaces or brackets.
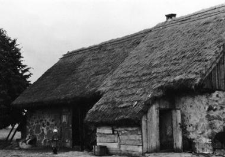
0,28,31,129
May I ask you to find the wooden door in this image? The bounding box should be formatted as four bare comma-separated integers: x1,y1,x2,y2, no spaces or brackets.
61,108,72,147
159,110,173,151
142,103,160,153
172,109,183,152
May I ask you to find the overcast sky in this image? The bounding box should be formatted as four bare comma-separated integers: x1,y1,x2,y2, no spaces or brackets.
1,0,225,83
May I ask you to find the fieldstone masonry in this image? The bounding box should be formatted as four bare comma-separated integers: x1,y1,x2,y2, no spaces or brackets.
26,107,72,147
175,91,225,153
25,91,225,154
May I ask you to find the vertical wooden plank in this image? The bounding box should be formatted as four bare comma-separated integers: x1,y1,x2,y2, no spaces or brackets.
219,59,223,90
172,109,183,152
212,67,216,89
142,115,147,153
218,63,221,90
221,59,224,90
215,66,218,89
147,103,160,152
223,54,225,90
222,55,225,90
217,63,220,89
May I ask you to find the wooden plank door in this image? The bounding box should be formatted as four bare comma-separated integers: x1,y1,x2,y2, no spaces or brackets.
145,104,160,152
172,109,183,152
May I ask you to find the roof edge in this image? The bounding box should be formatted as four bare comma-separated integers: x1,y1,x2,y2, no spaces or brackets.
63,28,152,58
64,3,225,59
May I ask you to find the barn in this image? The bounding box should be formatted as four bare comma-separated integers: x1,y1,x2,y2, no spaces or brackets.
13,4,225,155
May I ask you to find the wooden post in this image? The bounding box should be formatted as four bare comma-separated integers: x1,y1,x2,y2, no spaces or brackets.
10,123,20,142
5,124,15,142
172,109,183,152
142,115,147,153
147,103,160,152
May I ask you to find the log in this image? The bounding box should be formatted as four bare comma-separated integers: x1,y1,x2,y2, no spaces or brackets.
97,127,113,134
97,134,118,143
114,127,141,135
97,142,118,149
119,134,141,141
120,139,142,146
120,145,142,152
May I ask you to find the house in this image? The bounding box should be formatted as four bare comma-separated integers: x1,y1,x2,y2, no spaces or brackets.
13,4,225,155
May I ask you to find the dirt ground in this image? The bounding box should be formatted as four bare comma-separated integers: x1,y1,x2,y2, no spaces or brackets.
0,150,224,157
0,149,129,157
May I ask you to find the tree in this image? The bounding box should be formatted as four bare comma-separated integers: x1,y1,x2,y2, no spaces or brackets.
0,28,31,129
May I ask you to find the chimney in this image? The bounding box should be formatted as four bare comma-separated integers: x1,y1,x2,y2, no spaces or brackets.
165,13,176,21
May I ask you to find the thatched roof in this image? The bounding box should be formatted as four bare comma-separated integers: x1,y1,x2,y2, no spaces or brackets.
12,29,150,107
13,4,225,125
85,4,225,125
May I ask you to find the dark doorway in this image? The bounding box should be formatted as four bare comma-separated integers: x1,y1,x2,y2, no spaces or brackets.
213,132,225,150
72,105,94,150
159,110,174,151
72,106,83,148
72,95,101,150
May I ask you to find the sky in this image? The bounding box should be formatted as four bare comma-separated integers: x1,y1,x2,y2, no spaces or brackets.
1,0,225,83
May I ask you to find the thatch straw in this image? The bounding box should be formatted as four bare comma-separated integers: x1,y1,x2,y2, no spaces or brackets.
12,27,149,107
13,3,225,125
85,4,225,125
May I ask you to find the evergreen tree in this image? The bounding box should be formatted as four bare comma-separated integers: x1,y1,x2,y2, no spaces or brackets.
0,28,31,129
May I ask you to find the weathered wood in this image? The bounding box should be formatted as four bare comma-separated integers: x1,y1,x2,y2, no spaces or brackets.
97,127,113,134
120,134,141,141
10,123,21,142
107,148,121,154
172,109,183,152
98,142,118,148
114,127,140,131
114,127,141,135
223,53,225,88
219,59,223,89
220,60,223,89
98,142,120,154
97,134,118,143
120,145,142,152
203,53,225,90
142,115,148,153
120,139,142,146
221,58,224,89
213,66,217,89
147,103,160,152
5,124,15,141
216,64,219,89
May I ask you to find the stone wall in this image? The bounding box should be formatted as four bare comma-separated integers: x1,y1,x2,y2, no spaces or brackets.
26,107,72,147
175,91,225,153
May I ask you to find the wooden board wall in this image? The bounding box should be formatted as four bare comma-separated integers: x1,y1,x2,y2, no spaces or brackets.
204,53,225,90
96,127,142,155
